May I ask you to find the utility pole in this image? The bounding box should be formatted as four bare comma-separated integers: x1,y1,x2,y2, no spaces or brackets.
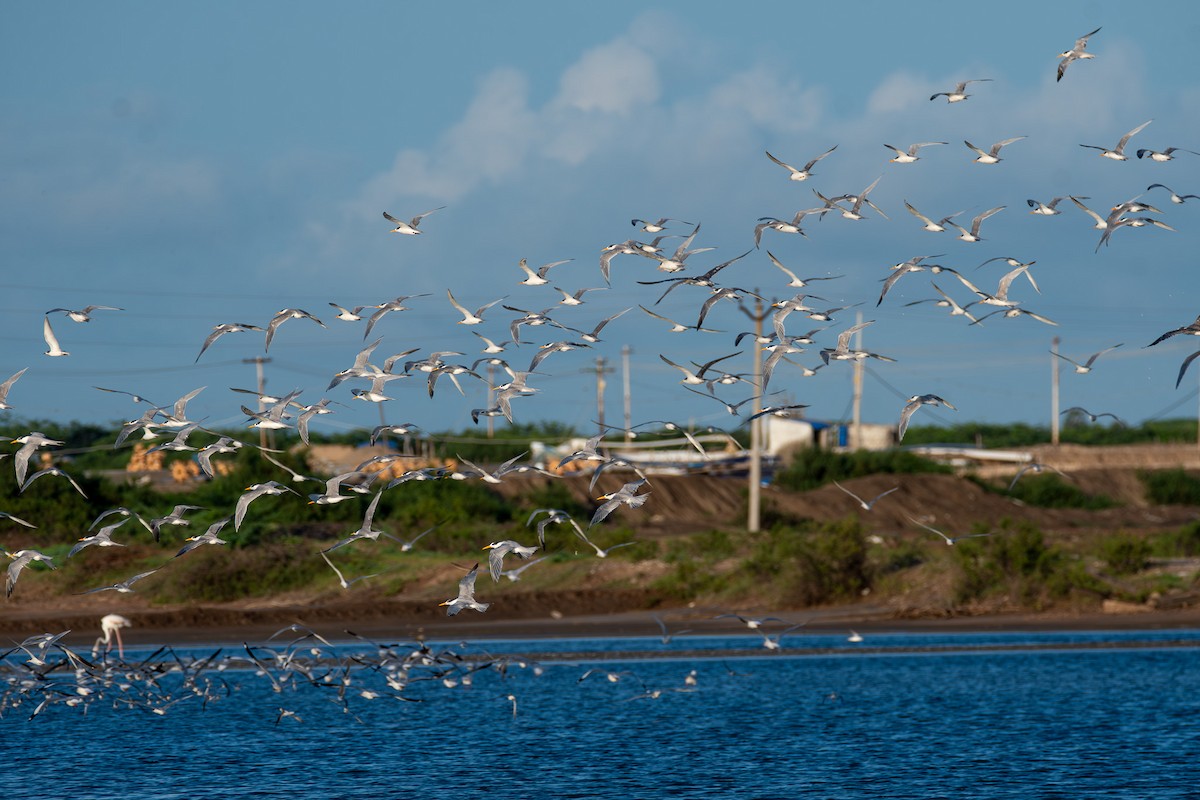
486,363,496,439
242,357,271,449
739,292,768,534
593,357,614,438
852,310,864,450
622,345,633,443
1051,336,1061,445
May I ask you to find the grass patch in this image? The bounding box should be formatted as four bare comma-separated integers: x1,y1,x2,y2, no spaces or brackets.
952,519,1073,607
978,473,1117,510
742,517,871,605
1140,469,1200,505
1151,521,1200,558
154,540,327,603
1097,533,1150,575
774,449,949,492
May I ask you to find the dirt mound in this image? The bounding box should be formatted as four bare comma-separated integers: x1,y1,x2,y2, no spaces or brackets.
493,471,1197,538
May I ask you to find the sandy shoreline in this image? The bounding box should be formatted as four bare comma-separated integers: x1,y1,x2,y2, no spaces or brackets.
9,602,1200,651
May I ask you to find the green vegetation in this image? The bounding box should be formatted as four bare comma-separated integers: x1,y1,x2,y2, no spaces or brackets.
1098,533,1150,575
773,449,949,492
979,473,1118,510
952,520,1071,607
5,416,1200,616
1139,469,1200,506
902,418,1198,448
1150,521,1200,558
747,517,871,605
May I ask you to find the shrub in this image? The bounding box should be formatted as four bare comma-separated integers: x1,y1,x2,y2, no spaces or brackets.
953,519,1070,607
774,449,948,492
1001,473,1117,510
1150,521,1200,558
742,517,871,605
1098,533,1150,575
1140,469,1200,506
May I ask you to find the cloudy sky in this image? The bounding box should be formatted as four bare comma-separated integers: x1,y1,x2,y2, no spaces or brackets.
3,2,1199,440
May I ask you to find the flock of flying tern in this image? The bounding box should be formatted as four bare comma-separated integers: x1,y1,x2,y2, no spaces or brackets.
0,22,1195,697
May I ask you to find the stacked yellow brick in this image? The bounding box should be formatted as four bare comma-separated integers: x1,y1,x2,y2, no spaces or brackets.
127,443,165,471
170,460,200,483
365,457,456,482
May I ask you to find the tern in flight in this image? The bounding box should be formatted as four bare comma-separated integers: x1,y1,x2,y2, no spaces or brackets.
1053,344,1122,374
43,316,69,357
383,206,445,235
1026,197,1068,216
1147,315,1200,348
1057,27,1101,82
659,351,740,385
930,78,991,103
898,394,956,440
516,258,572,286
174,518,232,558
1079,119,1151,161
944,206,1005,242
235,481,297,531
481,540,540,582
319,551,379,590
78,569,159,595
884,141,947,163
764,144,837,181
447,289,506,325
1138,147,1200,163
766,251,843,288
440,563,490,616
591,479,651,527
68,519,129,559
1061,406,1125,424
631,217,690,233
903,201,960,233
195,322,264,362
1008,462,1069,491
964,137,1025,164
0,368,27,411
46,305,123,323
908,517,992,546
264,308,325,352
12,431,65,486
833,481,899,511
5,549,56,598
148,504,204,542
1146,184,1199,205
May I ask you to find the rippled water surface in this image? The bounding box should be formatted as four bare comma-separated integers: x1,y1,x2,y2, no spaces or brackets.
4,630,1200,798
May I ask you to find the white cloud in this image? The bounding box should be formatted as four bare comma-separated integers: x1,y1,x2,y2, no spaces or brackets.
554,39,660,115
867,72,939,115
705,65,824,134
359,68,538,207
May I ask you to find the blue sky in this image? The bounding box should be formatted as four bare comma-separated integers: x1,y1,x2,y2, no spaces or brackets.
2,2,1199,440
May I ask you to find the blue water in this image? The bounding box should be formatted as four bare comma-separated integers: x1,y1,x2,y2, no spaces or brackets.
4,630,1199,798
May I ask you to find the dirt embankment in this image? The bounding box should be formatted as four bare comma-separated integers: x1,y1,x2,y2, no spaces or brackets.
5,444,1200,642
